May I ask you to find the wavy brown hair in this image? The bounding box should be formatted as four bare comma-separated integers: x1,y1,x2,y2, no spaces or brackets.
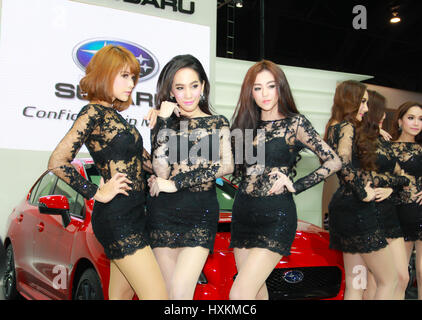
79,45,140,111
230,60,299,180
323,80,367,141
355,90,386,171
391,101,422,143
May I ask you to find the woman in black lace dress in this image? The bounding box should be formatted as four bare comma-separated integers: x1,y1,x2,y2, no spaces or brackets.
228,60,341,300
48,45,167,300
147,54,234,299
390,101,422,299
325,80,399,299
360,91,410,300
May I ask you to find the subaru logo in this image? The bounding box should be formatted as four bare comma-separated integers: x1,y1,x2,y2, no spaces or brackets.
282,270,304,284
72,38,159,82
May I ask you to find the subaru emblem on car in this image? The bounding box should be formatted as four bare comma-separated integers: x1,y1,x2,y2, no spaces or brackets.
282,270,304,284
72,38,159,82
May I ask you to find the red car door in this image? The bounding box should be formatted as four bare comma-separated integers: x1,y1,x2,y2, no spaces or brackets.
32,177,84,300
10,171,57,297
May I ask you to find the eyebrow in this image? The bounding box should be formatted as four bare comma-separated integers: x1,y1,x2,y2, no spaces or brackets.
174,80,200,86
253,80,276,86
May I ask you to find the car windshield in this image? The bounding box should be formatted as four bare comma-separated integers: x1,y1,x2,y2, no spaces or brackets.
216,178,236,212
85,164,101,187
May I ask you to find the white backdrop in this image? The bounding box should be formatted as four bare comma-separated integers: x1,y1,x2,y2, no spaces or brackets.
0,0,210,152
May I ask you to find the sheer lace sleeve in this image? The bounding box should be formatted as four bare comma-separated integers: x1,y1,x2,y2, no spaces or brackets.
293,115,341,194
335,122,369,200
48,104,102,199
151,116,172,179
142,147,153,174
171,117,234,190
371,138,409,189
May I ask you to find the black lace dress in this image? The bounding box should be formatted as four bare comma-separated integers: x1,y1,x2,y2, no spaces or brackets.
390,142,422,241
327,121,394,253
147,115,233,251
48,104,152,260
371,138,409,239
229,114,341,256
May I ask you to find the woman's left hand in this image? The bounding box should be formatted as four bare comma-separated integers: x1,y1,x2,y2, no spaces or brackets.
267,171,296,195
374,187,393,202
415,190,422,205
144,108,159,128
380,129,392,141
148,175,177,197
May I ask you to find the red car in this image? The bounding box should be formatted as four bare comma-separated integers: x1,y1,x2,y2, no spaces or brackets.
3,158,345,300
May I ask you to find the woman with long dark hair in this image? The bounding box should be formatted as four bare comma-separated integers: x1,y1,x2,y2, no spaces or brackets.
147,54,234,299
325,81,398,299
228,60,341,300
360,91,410,299
48,45,167,300
390,101,422,299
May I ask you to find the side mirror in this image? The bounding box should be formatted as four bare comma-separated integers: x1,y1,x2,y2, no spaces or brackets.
38,195,71,228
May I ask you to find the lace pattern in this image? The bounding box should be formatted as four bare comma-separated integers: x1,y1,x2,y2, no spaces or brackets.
48,104,152,199
238,114,341,197
390,142,422,204
151,115,234,192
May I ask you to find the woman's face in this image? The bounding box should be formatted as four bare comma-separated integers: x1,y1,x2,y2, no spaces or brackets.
355,90,369,122
112,65,136,102
399,106,422,138
171,67,204,115
252,70,279,114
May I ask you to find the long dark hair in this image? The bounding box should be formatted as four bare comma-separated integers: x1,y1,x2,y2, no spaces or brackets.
323,80,367,141
391,101,422,143
231,60,299,181
155,54,213,117
356,90,386,171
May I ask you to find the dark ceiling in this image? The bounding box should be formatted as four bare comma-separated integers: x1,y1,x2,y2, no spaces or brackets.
216,0,422,93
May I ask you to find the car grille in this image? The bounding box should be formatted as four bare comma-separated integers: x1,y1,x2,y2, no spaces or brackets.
266,266,342,300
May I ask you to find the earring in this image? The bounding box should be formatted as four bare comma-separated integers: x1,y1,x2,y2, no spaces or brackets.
200,94,205,102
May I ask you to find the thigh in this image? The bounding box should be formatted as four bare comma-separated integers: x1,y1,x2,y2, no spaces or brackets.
415,240,422,274
232,248,281,295
387,237,409,275
361,246,396,282
153,247,179,285
233,248,251,272
108,261,134,300
172,247,210,287
112,246,167,300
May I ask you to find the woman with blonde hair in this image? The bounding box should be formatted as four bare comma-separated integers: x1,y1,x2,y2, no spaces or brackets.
48,45,167,300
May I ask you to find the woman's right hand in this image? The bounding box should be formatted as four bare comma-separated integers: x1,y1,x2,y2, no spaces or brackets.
158,101,180,119
93,173,132,203
362,181,376,202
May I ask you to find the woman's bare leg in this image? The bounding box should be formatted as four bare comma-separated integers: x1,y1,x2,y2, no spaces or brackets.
112,246,168,300
233,248,269,300
170,246,209,300
108,261,134,300
229,248,281,300
361,246,397,300
387,237,409,299
414,240,422,300
343,253,366,300
152,247,179,295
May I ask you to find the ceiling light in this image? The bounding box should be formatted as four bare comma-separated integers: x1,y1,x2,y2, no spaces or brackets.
234,0,243,8
390,6,401,24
